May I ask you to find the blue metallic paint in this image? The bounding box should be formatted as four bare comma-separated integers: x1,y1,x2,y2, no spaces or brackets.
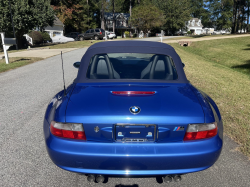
44,118,222,175
43,41,222,176
44,82,223,176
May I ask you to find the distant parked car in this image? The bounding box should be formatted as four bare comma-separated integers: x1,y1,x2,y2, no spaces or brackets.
77,28,105,41
65,32,80,40
51,36,74,43
107,32,116,39
212,31,221,35
176,31,187,36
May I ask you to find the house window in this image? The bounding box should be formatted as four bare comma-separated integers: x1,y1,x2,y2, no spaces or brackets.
192,20,195,26
53,32,61,37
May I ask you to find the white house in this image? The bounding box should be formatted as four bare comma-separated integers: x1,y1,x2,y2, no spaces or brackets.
104,12,134,36
44,17,64,38
185,18,203,35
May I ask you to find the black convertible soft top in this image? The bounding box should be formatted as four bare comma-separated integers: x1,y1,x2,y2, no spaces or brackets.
74,41,188,83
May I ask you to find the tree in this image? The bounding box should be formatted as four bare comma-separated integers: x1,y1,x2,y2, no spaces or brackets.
247,0,250,32
129,1,165,34
0,0,55,48
153,0,191,35
52,0,99,33
208,0,233,30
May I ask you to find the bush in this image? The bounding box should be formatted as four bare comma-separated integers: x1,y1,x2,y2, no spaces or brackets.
187,31,191,35
29,31,43,44
124,31,130,38
41,32,52,43
133,33,137,38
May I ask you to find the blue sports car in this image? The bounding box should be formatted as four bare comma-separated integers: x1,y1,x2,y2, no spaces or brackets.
44,41,223,183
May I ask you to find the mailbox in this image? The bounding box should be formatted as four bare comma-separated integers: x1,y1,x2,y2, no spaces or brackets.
4,38,16,45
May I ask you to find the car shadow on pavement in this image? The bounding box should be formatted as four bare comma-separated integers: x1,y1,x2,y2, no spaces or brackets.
115,185,139,187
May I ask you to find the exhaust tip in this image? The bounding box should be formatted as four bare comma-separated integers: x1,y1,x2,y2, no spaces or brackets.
87,174,95,182
163,175,172,183
173,175,182,182
96,175,105,183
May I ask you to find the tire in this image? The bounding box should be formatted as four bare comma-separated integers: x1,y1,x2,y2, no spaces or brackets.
94,35,99,40
107,36,109,39
79,37,84,41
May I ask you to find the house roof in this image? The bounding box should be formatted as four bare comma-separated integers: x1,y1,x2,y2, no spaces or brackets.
187,18,203,28
54,17,64,26
104,12,130,20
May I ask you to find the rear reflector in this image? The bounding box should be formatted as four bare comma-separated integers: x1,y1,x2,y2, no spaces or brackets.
183,122,217,141
112,91,155,95
50,121,86,140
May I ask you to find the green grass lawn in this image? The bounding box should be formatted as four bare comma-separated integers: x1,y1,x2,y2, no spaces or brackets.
172,36,250,75
0,57,43,73
170,38,250,157
163,34,238,41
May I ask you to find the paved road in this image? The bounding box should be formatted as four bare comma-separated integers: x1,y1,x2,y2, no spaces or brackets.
0,48,250,187
0,48,77,58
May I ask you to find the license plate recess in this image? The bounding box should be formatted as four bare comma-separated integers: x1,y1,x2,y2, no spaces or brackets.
114,124,156,142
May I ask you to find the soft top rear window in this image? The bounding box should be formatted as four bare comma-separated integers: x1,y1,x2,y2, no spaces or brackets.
86,53,178,80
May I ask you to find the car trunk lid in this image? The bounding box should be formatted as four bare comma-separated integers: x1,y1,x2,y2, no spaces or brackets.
66,83,204,142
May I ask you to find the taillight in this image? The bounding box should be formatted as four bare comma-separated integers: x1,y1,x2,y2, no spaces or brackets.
100,32,102,35
111,91,155,95
183,122,217,141
50,121,86,140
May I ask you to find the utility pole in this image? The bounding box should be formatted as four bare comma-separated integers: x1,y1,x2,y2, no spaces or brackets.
8,0,18,50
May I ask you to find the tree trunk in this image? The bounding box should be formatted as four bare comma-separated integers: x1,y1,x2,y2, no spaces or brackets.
247,0,250,32
101,1,105,30
236,1,241,33
130,0,132,16
16,31,24,49
87,0,89,27
240,0,245,32
232,0,237,33
113,0,115,32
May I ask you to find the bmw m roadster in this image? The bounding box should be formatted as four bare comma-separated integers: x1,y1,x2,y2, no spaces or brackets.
44,41,223,183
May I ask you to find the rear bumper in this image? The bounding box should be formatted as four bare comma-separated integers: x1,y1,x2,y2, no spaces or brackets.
44,121,222,176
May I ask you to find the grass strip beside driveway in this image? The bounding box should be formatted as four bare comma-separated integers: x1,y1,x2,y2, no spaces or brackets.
171,43,250,157
0,57,43,73
174,36,250,76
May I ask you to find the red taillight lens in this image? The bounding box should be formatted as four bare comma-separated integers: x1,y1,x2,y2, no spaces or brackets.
100,32,102,35
50,121,86,140
183,122,218,141
112,91,155,95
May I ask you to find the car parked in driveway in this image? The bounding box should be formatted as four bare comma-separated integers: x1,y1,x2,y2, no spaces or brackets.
77,28,105,41
104,31,116,40
107,32,116,39
44,41,223,184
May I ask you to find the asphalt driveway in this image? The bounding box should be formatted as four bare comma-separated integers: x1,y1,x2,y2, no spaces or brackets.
0,48,250,187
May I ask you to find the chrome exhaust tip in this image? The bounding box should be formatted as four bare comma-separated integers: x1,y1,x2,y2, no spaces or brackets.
87,174,95,182
96,175,105,183
163,175,173,183
173,175,182,182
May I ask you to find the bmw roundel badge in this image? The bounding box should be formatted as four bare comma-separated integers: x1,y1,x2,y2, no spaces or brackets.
129,106,141,115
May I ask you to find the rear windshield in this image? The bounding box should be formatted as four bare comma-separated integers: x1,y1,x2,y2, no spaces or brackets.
86,53,178,80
